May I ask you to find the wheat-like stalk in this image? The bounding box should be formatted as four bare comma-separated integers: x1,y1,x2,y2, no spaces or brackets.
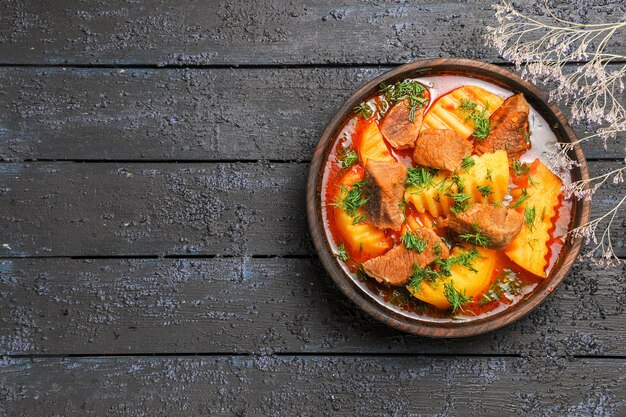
485,0,625,265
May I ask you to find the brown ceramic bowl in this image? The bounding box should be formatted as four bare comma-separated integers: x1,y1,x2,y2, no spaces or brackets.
306,58,590,337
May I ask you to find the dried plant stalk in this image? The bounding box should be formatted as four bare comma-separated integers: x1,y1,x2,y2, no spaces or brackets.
485,1,625,265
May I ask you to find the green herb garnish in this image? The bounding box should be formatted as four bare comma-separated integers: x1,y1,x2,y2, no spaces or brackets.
352,214,366,225
512,160,530,176
524,205,536,231
479,270,523,305
450,170,465,192
458,98,477,112
379,80,428,122
331,180,368,217
461,156,475,173
408,264,439,290
337,147,359,168
401,231,427,253
446,192,471,214
444,280,473,314
458,224,490,248
476,184,493,198
334,243,348,261
510,188,530,209
435,247,480,277
458,99,490,140
406,167,436,188
485,168,493,181
354,102,373,119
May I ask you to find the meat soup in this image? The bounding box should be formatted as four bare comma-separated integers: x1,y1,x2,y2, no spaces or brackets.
321,75,572,321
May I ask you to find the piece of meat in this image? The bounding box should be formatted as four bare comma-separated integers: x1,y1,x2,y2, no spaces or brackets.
362,160,407,231
446,203,524,249
363,226,450,286
412,128,472,171
380,98,425,149
475,93,531,161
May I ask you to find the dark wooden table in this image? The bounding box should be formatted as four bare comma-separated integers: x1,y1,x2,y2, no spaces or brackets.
0,1,624,415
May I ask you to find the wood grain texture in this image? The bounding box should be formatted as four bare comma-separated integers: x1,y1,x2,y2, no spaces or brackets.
0,66,622,162
1,0,624,66
0,161,622,257
1,355,624,416
0,257,623,356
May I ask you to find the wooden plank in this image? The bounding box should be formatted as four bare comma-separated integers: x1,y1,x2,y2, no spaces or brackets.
0,67,622,162
0,257,623,356
0,355,624,416
0,161,623,257
0,0,623,66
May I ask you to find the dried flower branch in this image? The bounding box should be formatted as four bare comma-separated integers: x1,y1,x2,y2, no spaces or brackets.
485,1,625,265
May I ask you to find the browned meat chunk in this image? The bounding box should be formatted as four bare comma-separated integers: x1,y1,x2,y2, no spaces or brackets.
475,93,531,161
412,128,472,171
363,226,450,286
380,98,425,149
362,160,407,231
447,203,524,249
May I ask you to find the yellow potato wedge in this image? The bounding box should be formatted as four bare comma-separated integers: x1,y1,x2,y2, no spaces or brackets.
423,86,505,139
505,160,563,277
405,150,509,217
354,120,395,166
407,246,497,310
404,170,453,218
458,150,509,204
332,166,392,260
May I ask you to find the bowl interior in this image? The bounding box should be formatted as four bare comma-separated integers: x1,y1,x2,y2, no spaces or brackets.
306,58,590,337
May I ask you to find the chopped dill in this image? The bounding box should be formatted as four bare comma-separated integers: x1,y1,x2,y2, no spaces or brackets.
331,180,368,217
458,99,490,140
435,247,480,277
458,98,477,112
353,102,373,119
444,280,473,314
352,214,366,225
476,184,493,198
406,167,436,188
408,264,439,290
458,225,490,247
401,230,427,253
379,80,428,122
485,168,493,181
446,191,471,214
450,170,465,192
337,147,359,168
512,160,530,176
524,205,537,231
479,271,523,305
433,242,442,256
510,188,530,209
461,156,475,173
334,243,348,261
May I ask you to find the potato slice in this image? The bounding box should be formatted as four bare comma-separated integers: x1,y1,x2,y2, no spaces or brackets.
422,86,505,139
332,166,392,260
404,150,509,218
404,170,453,218
407,246,496,310
458,150,509,204
505,160,563,277
354,119,395,166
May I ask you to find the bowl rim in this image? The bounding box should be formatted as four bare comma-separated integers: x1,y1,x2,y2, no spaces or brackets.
306,58,591,337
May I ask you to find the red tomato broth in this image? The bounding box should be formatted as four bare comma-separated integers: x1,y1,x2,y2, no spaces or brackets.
321,75,572,321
